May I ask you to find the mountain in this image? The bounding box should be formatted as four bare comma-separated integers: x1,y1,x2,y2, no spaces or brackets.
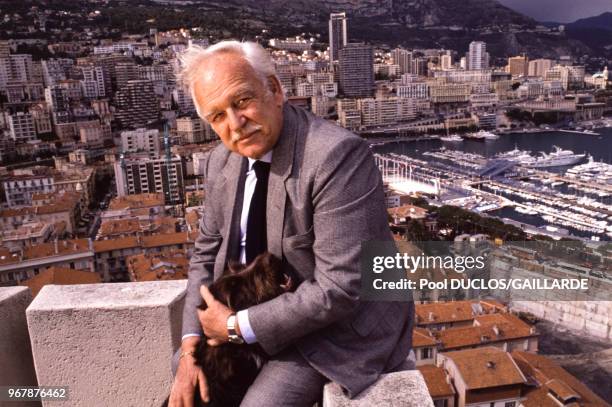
147,0,594,59
213,0,592,58
193,0,536,29
564,12,612,53
568,12,612,31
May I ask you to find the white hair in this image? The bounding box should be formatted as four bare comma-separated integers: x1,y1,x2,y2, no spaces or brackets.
177,41,281,118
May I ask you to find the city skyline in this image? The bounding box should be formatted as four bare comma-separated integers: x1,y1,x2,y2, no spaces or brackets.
0,5,610,406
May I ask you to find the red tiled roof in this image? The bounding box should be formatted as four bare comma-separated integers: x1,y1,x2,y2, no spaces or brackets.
413,327,437,348
142,232,190,248
417,365,455,398
512,351,610,407
20,266,101,297
93,236,139,253
442,347,526,390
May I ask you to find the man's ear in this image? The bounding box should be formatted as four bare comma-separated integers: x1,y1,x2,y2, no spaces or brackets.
267,76,284,107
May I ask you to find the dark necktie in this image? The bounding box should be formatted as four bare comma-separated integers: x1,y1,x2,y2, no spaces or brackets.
245,160,270,264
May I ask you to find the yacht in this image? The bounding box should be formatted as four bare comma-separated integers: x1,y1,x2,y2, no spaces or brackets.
524,146,585,168
463,130,499,141
480,130,499,140
440,134,463,142
496,146,532,162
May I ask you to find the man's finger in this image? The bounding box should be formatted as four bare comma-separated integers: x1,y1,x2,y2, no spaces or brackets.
183,391,194,407
198,369,210,403
168,385,181,407
200,285,216,306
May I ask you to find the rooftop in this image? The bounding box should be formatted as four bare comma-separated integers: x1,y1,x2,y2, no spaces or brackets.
388,204,429,220
127,249,189,282
413,327,437,348
93,236,139,253
434,313,536,350
415,300,506,326
512,351,610,407
441,346,527,390
417,365,455,398
20,266,101,297
108,193,165,210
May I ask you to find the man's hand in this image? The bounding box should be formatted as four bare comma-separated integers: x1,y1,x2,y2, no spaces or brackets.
198,285,233,346
169,337,209,407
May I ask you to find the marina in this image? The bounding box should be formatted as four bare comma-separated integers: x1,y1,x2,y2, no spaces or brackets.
373,127,612,241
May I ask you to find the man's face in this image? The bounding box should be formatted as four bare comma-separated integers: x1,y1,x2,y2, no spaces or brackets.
192,53,284,159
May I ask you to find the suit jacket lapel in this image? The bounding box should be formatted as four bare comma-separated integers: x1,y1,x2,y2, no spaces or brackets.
218,154,248,272
267,103,298,259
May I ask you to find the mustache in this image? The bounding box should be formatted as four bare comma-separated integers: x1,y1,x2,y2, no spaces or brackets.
231,124,263,143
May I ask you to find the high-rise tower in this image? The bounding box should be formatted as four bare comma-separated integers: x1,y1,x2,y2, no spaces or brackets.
329,12,348,63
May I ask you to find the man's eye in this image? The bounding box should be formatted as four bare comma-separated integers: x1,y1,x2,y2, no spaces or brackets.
236,98,250,108
212,112,224,122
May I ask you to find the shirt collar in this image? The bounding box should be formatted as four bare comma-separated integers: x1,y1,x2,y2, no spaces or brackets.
247,150,273,171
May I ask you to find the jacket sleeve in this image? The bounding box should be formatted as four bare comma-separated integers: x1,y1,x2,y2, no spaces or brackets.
247,135,391,355
181,153,222,338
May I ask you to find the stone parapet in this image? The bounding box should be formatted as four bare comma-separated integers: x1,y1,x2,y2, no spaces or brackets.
322,370,434,407
26,281,186,407
0,287,39,407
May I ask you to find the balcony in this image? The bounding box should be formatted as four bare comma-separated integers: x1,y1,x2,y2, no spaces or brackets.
1,284,432,407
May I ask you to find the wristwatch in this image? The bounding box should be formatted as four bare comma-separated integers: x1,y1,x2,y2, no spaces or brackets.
227,313,245,344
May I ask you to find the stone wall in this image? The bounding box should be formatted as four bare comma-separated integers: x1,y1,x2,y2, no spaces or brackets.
0,287,39,407
323,370,433,407
510,300,612,341
26,281,186,407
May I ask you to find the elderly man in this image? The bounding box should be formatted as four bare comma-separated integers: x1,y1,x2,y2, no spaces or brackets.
169,41,414,407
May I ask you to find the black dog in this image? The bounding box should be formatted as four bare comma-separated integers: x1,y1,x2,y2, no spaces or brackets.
164,253,293,407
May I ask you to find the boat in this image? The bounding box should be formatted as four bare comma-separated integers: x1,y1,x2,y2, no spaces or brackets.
495,145,533,162
440,134,463,142
462,132,485,141
463,130,498,141
524,146,586,168
480,130,499,140
515,206,538,215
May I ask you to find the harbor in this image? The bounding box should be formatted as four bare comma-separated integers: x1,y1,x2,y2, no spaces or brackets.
373,126,612,241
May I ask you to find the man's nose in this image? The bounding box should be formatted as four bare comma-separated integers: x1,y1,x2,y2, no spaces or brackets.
227,108,246,132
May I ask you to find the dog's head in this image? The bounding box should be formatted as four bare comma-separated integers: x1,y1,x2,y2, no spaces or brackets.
208,252,294,312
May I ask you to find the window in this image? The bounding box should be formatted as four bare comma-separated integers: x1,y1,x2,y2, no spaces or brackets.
505,403,516,407
422,348,432,359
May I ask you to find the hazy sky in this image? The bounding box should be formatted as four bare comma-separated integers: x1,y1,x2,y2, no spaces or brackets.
497,0,612,23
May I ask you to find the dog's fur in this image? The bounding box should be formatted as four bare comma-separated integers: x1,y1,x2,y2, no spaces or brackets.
164,253,292,407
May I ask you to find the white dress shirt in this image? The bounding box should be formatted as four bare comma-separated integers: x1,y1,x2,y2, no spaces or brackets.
182,150,272,344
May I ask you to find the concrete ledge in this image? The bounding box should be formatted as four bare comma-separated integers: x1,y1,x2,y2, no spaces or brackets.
26,281,187,407
0,287,39,407
323,370,434,407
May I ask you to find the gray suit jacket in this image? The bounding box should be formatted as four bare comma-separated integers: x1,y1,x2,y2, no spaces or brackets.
182,103,414,397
